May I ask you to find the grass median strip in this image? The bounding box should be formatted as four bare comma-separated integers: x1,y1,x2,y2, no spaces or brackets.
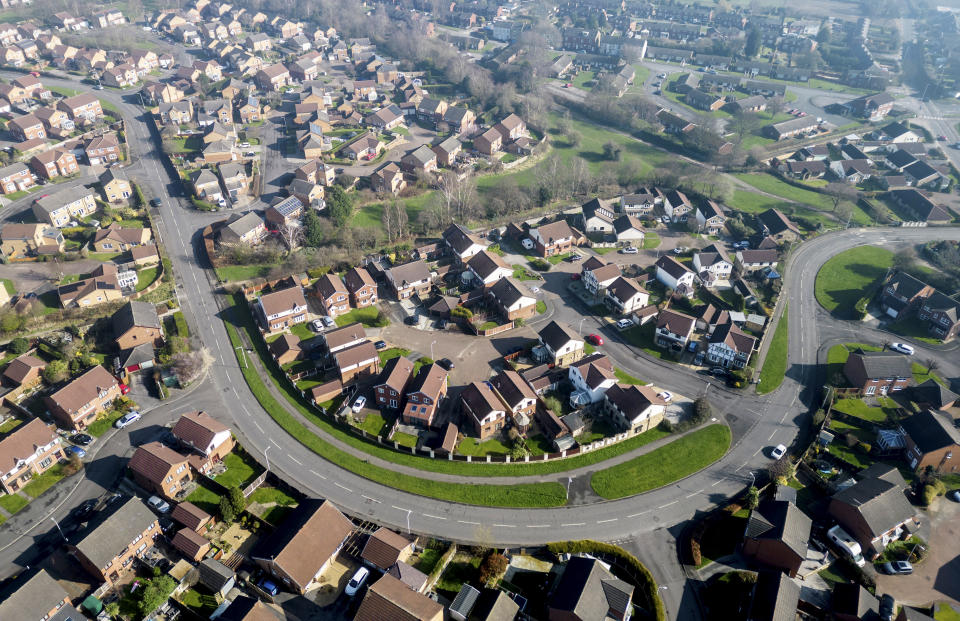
224,320,566,508
229,298,674,478
756,305,788,395
590,425,731,499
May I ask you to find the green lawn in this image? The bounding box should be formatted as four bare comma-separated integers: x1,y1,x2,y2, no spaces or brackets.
356,412,390,436
936,603,960,621
435,553,482,600
0,493,28,514
912,362,947,386
572,70,596,90
622,321,676,361
827,442,873,469
614,368,648,385
757,306,788,395
0,279,15,296
643,232,661,249
135,267,160,292
379,347,411,365
179,587,219,616
512,265,540,281
536,301,547,314
248,486,297,506
335,306,385,327
21,465,67,499
215,264,272,283
698,511,750,568
0,418,23,434
289,322,314,341
590,425,731,499
213,452,264,489
87,410,127,437
814,246,893,316
185,482,222,515
888,318,943,345
458,437,510,457
394,432,418,448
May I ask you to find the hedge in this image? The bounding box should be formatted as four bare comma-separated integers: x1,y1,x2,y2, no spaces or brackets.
547,540,666,621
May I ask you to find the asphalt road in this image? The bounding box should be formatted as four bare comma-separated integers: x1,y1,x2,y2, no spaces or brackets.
2,70,960,617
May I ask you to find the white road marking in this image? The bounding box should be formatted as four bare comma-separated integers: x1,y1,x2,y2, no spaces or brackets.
289,455,302,465
362,495,381,503
686,490,703,498
767,430,776,441
311,469,327,480
271,439,281,448
526,524,550,528
391,505,409,512
253,421,263,433
334,482,352,492
737,461,749,470
422,514,446,520
562,522,586,527
493,523,516,528
711,479,724,487
457,520,480,525
658,501,678,509
753,448,763,456
596,518,618,524
626,511,649,518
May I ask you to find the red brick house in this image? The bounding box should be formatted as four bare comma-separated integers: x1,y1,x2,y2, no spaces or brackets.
842,349,912,396
128,441,194,500
315,273,350,317
401,363,448,428
374,356,415,410
344,266,378,308
742,499,812,577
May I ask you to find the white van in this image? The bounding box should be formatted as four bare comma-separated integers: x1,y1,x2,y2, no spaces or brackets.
827,525,866,567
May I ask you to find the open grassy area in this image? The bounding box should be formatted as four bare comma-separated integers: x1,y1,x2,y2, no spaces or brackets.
614,368,648,385
213,451,264,489
87,410,127,437
590,425,731,499
356,412,390,436
185,481,222,515
643,232,661,249
21,465,67,499
757,306,788,395
335,305,385,327
0,279,15,296
814,246,893,316
248,486,297,506
936,603,960,621
912,362,947,386
379,347,411,365
458,436,510,457
621,321,676,361
0,493,28,515
215,264,272,283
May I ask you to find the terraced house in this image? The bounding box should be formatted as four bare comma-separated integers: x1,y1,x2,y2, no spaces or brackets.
0,419,64,495
71,497,162,585
32,187,96,227
0,162,34,194
44,365,121,431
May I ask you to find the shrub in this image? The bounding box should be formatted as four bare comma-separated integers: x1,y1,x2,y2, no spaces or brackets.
451,306,473,319
306,266,331,278
856,441,872,455
812,409,826,428
745,486,759,510
219,495,235,522
8,337,29,354
478,552,508,585
228,486,247,513
529,258,550,271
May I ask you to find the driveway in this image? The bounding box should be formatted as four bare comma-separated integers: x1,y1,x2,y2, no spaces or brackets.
876,498,960,607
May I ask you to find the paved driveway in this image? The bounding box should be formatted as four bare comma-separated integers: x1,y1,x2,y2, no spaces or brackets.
876,498,960,607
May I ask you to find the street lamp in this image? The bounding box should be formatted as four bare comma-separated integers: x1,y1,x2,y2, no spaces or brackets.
748,470,756,487
405,508,412,534
430,340,437,360
235,346,246,369
264,445,271,471
50,517,66,542
578,317,586,334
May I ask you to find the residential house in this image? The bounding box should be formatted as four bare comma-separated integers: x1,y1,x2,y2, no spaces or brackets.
8,115,45,142
832,583,880,621
0,222,62,258
843,349,912,396
251,499,354,594
460,380,507,440
529,220,576,258
780,159,827,180
245,33,272,52
490,370,537,430
547,556,634,621
401,363,448,428
333,340,380,383
71,497,162,584
0,569,85,621
56,264,122,307
218,212,266,245
371,162,405,194
323,323,367,355
536,320,584,367
766,116,822,140
466,250,512,285
157,100,193,125
830,159,873,184
400,144,438,174
494,113,526,142
374,356,415,410
34,108,72,135
685,88,723,111
693,244,733,286
219,162,248,201
366,105,404,131
141,81,183,105
1,353,45,388
473,126,503,155
736,250,779,272
707,322,756,369
442,223,486,263
900,409,960,472
756,208,801,243
487,276,537,321
655,308,696,349
255,63,290,90
296,159,335,186
0,419,64,495
417,98,448,125
171,410,234,464
270,334,302,366
846,92,895,120
32,187,96,227
256,286,307,333
98,168,133,203
695,201,726,235
880,272,935,319
442,106,475,135
354,574,443,621
0,163,34,194
286,178,325,210
344,267,377,308
581,257,621,295
265,196,305,229
909,380,959,412
888,189,953,224
386,260,432,299
568,353,617,406
128,441,193,499
829,463,917,557
85,133,121,165
606,276,649,315
612,215,645,247
315,273,350,318
172,528,211,562
361,527,414,571
662,190,692,222
112,300,162,350
29,149,77,180
748,571,800,621
580,197,616,234
172,501,213,534
341,134,383,160
743,499,812,578
45,365,121,431
620,189,661,216
655,255,695,295
57,94,103,123
880,121,920,143
191,169,223,202
917,291,960,341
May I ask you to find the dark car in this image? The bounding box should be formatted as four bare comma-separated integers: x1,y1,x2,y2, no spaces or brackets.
72,498,98,521
258,577,279,596
437,358,455,370
70,433,93,446
879,594,894,621
374,340,387,350
150,198,162,208
158,517,176,534
710,367,728,378
567,253,583,262
404,315,419,326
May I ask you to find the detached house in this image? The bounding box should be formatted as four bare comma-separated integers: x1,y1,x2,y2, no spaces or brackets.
606,276,649,314
604,383,666,433
529,220,576,258
466,250,511,285
0,419,64,495
112,300,162,350
693,244,733,286
32,187,96,227
386,260,432,300
490,370,537,430
371,162,405,194
662,190,692,222
171,410,234,463
375,356,415,410
45,365,121,431
917,291,960,341
315,273,350,317
487,276,537,321
128,441,193,500
256,286,308,332
743,499,812,578
900,409,960,472
829,464,917,558
344,266,377,308
535,321,584,367
655,255,695,295
756,208,801,243
843,349,912,396
880,272,935,319
656,309,696,349
255,63,290,91
442,223,486,263
568,353,617,405
29,149,77,180
71,498,162,585
581,257,621,295
401,363,448,428
85,134,121,165
460,380,507,440
548,556,634,621
333,340,380,383
707,323,756,369
695,201,726,235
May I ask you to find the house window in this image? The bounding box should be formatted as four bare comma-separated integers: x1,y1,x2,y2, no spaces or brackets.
865,386,876,395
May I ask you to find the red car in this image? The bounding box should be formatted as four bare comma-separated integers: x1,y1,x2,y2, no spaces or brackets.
586,334,603,346
570,273,581,280
119,383,130,395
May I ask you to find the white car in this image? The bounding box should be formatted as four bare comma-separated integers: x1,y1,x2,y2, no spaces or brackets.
770,444,787,460
114,411,141,428
238,142,250,148
657,391,673,402
672,247,684,254
351,396,367,413
616,318,635,330
311,319,324,331
521,238,535,250
889,342,915,355
620,246,638,254
530,287,540,294
345,566,370,596
147,496,171,513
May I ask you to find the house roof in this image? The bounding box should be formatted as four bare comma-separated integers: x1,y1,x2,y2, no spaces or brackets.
488,276,534,308
831,583,878,620
604,383,660,421
386,560,428,592
47,365,118,415
2,353,45,385
171,501,212,531
269,333,300,358
407,363,447,399
657,309,695,335
738,249,779,264
354,573,444,621
315,273,348,299
222,212,264,240
344,266,375,293
538,320,581,352
451,584,481,618
832,463,915,538
112,300,160,338
388,260,431,288
252,499,354,589
571,353,615,390
172,527,210,558
0,569,82,621
532,219,575,244
694,303,728,327
33,186,94,214
461,381,505,420
376,356,416,393
198,558,235,591
757,208,800,236
128,441,189,485
491,370,536,409
656,255,692,279
749,571,800,621
323,322,367,351
710,322,756,355
467,249,509,280
333,340,378,370
0,418,57,472
171,411,229,452
442,223,483,255
613,214,644,236
471,590,520,621
910,379,958,410
847,349,912,380
548,556,634,620
258,287,306,318
360,527,412,570
885,271,930,299
745,499,812,559
74,497,157,569
900,409,960,453
587,261,622,284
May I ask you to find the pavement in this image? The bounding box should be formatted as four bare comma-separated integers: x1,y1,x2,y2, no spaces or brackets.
2,69,960,619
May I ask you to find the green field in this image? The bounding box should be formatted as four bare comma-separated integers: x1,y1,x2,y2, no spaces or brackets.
757,306,788,395
814,246,893,315
732,173,869,227
590,425,731,499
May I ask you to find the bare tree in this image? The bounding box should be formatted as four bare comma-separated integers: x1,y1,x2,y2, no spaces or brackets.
171,349,212,386
925,358,939,374
824,182,857,213
279,221,304,252
381,196,409,243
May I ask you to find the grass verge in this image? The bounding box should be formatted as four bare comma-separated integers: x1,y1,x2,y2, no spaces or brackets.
757,305,788,395
814,246,893,316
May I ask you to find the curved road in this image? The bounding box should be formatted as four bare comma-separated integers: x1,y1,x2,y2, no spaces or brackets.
2,70,960,606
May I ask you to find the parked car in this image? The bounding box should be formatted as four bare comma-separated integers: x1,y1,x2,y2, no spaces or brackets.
879,594,895,621
889,342,914,355
351,396,367,413
311,319,324,331
374,340,387,350
147,496,171,513
881,560,913,575
710,367,728,378
404,315,419,326
616,318,635,330
71,498,98,521
657,391,673,402
119,383,130,395
345,567,370,596
437,358,455,370
661,215,670,223
66,445,86,459
694,352,705,366
586,334,603,346
150,198,162,208
70,433,93,446
321,315,336,328
948,489,960,502
620,246,638,254
257,578,279,596
521,238,535,250
770,444,787,460
672,246,684,254
114,411,141,428
567,253,583,262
